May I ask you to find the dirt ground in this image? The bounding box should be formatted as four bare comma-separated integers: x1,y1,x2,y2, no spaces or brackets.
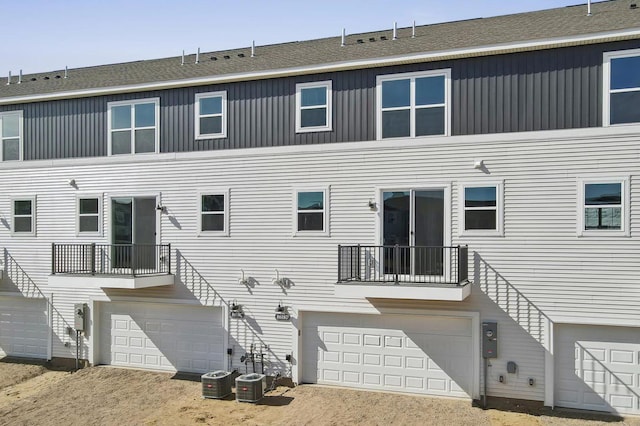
1,359,639,426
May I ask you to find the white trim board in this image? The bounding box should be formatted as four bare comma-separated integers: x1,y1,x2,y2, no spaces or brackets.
2,28,640,105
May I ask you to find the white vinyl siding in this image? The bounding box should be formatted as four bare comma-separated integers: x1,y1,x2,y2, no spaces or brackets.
603,48,640,126
195,91,227,139
296,81,332,133
0,111,23,161
11,196,35,236
107,98,160,155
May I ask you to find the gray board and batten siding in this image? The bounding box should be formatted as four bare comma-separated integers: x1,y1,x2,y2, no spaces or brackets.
2,39,639,161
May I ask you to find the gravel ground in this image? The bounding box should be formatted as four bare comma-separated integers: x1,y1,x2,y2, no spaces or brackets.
0,359,638,426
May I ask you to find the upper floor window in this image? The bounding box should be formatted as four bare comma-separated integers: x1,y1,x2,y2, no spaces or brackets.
77,195,102,235
12,196,35,235
195,91,227,139
108,98,159,155
199,190,229,236
459,182,503,236
0,111,22,161
604,49,640,126
294,188,329,235
578,178,628,236
296,81,332,133
377,70,450,139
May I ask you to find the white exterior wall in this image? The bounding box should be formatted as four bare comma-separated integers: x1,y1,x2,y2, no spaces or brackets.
1,125,639,402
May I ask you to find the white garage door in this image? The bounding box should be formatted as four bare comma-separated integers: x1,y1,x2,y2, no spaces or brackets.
0,296,48,359
556,324,640,415
302,312,473,398
99,302,225,373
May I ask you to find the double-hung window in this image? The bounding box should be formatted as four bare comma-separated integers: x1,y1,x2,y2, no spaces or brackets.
77,196,101,235
460,183,503,236
578,178,628,236
108,98,159,155
604,49,640,125
294,188,329,235
296,81,332,133
377,70,450,139
12,197,35,235
0,111,22,161
195,91,227,139
199,190,229,235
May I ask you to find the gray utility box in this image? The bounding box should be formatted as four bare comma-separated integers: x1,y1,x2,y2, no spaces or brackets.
482,321,498,359
74,303,87,331
235,373,266,403
201,371,233,399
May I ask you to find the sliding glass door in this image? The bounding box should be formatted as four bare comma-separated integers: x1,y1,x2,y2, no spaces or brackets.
111,197,157,270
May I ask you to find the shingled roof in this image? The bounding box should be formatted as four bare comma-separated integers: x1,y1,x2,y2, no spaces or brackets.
1,0,639,101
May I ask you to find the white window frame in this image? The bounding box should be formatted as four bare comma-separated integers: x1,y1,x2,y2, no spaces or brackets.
376,69,451,140
11,196,36,236
107,97,160,156
603,48,640,127
195,91,227,139
76,194,103,237
0,110,24,161
198,189,229,236
577,177,629,237
293,186,330,236
458,181,504,237
295,81,332,133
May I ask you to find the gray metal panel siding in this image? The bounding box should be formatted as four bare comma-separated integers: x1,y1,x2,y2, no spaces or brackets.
1,40,639,160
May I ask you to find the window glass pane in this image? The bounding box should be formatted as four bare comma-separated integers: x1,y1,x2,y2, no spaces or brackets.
383,191,410,246
415,107,445,136
202,214,224,231
465,187,497,207
298,192,323,210
200,116,222,135
135,103,156,127
611,56,640,90
111,131,131,154
134,129,155,153
79,198,99,214
200,96,222,115
301,87,326,107
111,105,131,129
382,109,410,138
298,212,323,231
202,195,225,212
79,216,99,232
465,210,496,230
1,114,20,137
14,200,32,215
416,76,445,105
610,92,640,124
585,207,621,230
14,217,32,233
584,183,621,205
300,108,327,128
382,79,410,108
3,138,20,161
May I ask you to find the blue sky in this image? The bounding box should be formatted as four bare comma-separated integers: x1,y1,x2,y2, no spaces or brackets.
1,0,594,75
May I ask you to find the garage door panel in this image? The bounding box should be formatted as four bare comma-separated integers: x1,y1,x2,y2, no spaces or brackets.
0,297,48,359
302,312,473,398
100,302,224,373
555,324,640,415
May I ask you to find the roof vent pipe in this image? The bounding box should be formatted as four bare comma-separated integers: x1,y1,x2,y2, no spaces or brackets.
64,66,68,79
6,71,11,85
195,48,200,64
587,0,592,16
251,40,255,57
181,50,185,66
341,28,346,47
412,21,416,38
18,69,22,84
393,22,398,40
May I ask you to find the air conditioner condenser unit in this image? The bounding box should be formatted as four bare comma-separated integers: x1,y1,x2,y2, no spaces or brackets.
201,370,233,399
235,373,266,403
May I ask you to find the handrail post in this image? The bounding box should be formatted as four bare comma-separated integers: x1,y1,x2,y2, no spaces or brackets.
131,244,136,278
51,243,56,274
356,244,361,281
337,244,342,282
91,243,96,275
167,243,172,275
394,244,399,284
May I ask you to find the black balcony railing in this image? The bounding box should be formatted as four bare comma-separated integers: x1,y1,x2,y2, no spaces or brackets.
51,243,171,277
338,245,468,285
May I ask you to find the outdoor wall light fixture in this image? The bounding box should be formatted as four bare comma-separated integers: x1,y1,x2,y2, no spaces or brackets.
67,179,76,187
155,203,167,213
474,159,485,169
275,302,287,313
239,269,249,286
272,269,285,286
230,300,245,318
368,199,377,210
